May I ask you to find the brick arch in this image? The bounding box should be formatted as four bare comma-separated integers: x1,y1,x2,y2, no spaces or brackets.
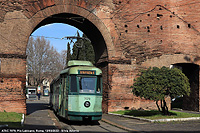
172,63,200,111
167,59,200,112
27,4,116,63
25,4,117,113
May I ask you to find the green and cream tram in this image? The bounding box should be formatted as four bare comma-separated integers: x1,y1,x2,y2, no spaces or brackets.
50,60,103,121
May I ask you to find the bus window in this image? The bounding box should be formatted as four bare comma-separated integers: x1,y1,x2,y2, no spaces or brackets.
78,77,96,93
97,76,102,93
29,89,36,94
70,75,77,92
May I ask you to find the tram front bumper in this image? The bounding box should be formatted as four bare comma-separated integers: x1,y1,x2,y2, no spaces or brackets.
67,111,102,121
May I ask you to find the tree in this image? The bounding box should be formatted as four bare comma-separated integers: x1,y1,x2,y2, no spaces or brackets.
66,42,71,66
71,32,95,64
131,66,190,115
83,34,95,64
26,36,64,86
60,50,67,69
71,31,82,60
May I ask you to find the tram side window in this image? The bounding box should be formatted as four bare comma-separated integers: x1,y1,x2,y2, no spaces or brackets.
97,76,102,93
70,75,77,92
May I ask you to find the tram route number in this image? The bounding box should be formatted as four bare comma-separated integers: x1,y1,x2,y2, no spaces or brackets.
79,70,96,75
84,97,90,100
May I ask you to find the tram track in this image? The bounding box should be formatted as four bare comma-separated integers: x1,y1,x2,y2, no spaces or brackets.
68,124,76,130
49,108,127,132
98,124,114,132
64,120,128,132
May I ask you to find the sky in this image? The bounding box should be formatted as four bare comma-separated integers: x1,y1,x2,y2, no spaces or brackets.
31,23,83,53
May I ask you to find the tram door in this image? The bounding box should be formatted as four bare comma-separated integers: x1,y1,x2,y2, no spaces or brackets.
61,76,66,117
62,76,68,117
65,76,69,117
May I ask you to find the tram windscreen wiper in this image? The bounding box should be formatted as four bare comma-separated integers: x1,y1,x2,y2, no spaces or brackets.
79,77,96,93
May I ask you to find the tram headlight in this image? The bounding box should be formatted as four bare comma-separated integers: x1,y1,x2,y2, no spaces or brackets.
84,101,90,108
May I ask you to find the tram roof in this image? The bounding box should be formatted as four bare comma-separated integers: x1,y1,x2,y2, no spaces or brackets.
67,60,94,67
60,60,102,75
60,66,102,75
50,61,102,85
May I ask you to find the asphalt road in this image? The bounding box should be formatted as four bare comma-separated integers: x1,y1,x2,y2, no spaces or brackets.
25,97,57,129
24,96,200,132
103,113,200,132
24,96,127,132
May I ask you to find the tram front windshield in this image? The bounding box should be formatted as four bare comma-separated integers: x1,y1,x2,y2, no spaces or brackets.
79,77,96,93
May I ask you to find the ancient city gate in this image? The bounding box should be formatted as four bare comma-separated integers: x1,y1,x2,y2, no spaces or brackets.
0,0,200,114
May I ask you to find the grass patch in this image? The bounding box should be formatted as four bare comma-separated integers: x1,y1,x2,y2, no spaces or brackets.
111,110,200,120
0,111,22,127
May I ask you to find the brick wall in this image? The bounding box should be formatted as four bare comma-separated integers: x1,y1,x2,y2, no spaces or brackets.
0,0,200,113
0,78,26,114
0,57,26,114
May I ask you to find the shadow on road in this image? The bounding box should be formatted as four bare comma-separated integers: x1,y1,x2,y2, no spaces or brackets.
26,103,50,115
56,115,100,126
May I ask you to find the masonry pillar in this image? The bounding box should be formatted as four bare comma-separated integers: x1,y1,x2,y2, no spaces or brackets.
98,59,161,112
0,55,26,114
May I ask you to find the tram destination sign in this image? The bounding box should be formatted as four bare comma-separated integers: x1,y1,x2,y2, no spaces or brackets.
78,70,96,75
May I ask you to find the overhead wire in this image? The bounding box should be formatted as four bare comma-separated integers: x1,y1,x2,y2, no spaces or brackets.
30,34,84,41
30,33,82,48
30,35,63,40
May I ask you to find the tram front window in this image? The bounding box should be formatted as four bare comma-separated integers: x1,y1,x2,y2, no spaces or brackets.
78,77,96,93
